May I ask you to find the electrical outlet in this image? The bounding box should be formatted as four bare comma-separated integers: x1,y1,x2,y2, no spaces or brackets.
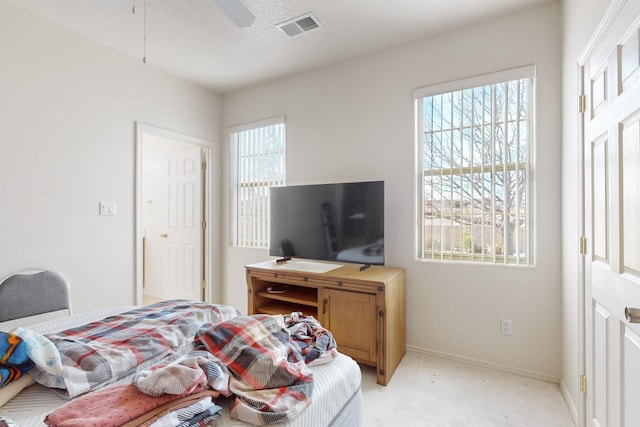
500,318,513,335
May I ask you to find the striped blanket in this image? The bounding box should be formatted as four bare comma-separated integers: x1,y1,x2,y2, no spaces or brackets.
45,300,239,398
194,313,337,425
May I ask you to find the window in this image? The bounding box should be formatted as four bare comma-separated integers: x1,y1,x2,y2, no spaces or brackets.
230,117,285,248
415,66,534,265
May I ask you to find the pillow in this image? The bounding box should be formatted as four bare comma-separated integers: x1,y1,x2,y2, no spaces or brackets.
0,332,34,388
12,328,65,389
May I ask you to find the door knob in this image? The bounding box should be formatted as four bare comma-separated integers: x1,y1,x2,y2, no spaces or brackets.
160,233,168,238
625,307,640,323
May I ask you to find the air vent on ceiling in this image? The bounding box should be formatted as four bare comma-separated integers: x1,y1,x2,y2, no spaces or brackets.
277,13,322,37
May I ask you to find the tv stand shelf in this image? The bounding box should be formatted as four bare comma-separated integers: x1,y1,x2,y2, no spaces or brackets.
246,260,406,385
255,287,318,315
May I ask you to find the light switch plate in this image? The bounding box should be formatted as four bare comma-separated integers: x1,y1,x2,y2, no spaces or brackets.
500,318,513,335
99,201,117,216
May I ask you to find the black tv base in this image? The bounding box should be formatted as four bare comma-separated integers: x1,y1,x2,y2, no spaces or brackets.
359,263,371,271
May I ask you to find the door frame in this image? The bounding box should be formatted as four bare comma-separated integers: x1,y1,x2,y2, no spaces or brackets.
577,1,634,426
135,122,213,305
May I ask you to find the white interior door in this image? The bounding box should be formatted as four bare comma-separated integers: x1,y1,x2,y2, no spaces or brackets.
583,1,640,426
139,125,208,304
163,145,204,301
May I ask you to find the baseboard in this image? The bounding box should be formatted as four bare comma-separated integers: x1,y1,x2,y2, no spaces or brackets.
406,345,561,384
560,378,579,426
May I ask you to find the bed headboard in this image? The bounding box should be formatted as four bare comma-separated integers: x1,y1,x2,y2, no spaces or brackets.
0,269,71,331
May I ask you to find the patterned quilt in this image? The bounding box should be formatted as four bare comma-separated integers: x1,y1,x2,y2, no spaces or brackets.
194,313,337,425
44,300,239,398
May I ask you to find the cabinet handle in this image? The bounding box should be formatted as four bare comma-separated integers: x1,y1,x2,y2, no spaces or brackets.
322,298,328,314
337,281,343,287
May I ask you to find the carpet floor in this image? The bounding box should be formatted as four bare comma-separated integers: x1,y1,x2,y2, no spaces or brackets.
360,351,575,427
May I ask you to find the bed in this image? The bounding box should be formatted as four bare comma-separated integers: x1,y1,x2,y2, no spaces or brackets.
0,269,362,427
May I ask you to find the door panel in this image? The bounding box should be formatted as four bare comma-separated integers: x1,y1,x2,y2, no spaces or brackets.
323,289,377,364
592,304,608,427
592,136,608,261
622,117,640,274
624,328,640,423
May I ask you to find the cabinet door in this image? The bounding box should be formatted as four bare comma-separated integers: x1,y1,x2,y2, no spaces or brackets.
322,289,377,364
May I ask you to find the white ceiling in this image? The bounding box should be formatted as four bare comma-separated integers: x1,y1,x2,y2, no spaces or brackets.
9,0,553,93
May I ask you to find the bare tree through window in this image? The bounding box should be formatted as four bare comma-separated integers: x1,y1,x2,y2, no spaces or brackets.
416,68,534,264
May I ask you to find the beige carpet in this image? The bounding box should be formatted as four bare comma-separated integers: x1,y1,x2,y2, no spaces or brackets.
360,351,575,427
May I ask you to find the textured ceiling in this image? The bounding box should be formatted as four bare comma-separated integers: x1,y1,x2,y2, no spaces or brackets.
8,0,553,93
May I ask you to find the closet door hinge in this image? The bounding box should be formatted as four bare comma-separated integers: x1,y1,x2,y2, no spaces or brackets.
580,374,587,393
579,236,587,255
201,280,206,290
202,220,207,230
578,95,586,113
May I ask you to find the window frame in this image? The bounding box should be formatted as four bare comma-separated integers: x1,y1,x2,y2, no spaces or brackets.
414,66,535,265
229,116,286,248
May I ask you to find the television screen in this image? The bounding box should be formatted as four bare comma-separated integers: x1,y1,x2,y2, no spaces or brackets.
269,181,384,265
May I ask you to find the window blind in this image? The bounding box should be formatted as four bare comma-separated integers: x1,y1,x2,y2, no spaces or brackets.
230,117,285,248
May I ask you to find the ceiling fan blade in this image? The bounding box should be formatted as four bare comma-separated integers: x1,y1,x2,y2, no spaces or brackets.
213,0,256,28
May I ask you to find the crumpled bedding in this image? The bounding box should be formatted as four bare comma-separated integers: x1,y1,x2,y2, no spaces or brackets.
26,303,338,426
283,312,338,366
133,350,229,397
194,312,337,425
41,300,240,398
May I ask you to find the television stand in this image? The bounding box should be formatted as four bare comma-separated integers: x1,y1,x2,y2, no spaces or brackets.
246,260,406,385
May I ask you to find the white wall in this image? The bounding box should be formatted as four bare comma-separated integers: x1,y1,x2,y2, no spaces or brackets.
0,2,222,313
561,0,614,422
223,3,563,380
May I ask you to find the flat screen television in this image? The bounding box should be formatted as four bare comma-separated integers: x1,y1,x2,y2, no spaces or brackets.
269,180,384,266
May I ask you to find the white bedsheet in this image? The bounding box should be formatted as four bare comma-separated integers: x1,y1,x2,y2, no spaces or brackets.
0,306,362,427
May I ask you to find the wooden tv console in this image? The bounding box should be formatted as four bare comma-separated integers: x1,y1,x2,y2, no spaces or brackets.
246,259,406,385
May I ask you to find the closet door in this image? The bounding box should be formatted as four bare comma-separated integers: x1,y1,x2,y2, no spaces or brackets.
583,1,640,425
